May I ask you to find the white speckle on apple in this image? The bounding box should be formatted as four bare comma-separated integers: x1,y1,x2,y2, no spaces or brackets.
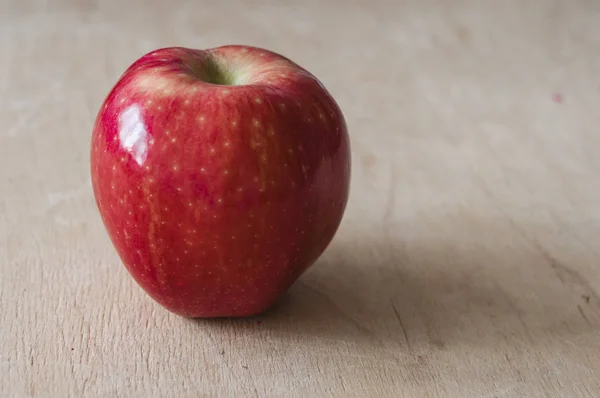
184,99,190,105
157,106,163,111
146,100,153,105
113,136,118,141
254,97,262,104
223,170,229,175
111,185,115,190
217,198,223,204
231,120,237,126
307,117,313,123
172,164,179,171
221,89,230,95
198,115,205,123
188,202,192,206
224,141,231,147
237,187,243,192
120,98,126,104
149,177,155,183
319,112,325,120
112,165,116,171
200,167,206,173
171,137,177,143
209,147,216,154
253,118,261,127
231,235,236,240
120,157,125,162
164,207,169,212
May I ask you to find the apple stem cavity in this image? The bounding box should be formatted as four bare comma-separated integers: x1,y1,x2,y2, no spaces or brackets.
185,55,240,86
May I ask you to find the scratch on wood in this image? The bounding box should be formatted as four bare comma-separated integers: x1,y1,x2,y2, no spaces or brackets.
81,377,90,396
300,282,374,337
244,368,259,398
535,243,600,305
390,299,412,352
493,280,534,344
577,305,592,326
480,183,600,308
504,353,524,381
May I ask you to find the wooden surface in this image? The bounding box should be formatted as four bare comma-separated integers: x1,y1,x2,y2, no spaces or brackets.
2,1,600,396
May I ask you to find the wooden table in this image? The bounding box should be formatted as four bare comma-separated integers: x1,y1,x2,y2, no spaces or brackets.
2,1,600,396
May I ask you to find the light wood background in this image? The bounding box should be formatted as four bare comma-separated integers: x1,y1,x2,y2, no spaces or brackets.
2,0,600,396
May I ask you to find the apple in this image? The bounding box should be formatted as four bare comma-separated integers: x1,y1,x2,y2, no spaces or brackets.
90,45,351,317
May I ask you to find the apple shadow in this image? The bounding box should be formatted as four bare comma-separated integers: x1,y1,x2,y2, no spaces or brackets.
190,214,599,355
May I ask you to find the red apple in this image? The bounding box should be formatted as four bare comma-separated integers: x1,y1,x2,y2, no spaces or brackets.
90,45,350,317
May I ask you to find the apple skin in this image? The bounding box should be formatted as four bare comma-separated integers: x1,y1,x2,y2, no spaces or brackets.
90,45,350,317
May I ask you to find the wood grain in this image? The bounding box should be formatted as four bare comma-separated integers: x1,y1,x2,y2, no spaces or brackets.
2,0,600,396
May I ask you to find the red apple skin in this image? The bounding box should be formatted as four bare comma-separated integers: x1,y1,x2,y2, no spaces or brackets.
90,45,350,317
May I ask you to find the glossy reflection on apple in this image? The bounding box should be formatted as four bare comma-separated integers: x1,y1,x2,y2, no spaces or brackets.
90,45,351,317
